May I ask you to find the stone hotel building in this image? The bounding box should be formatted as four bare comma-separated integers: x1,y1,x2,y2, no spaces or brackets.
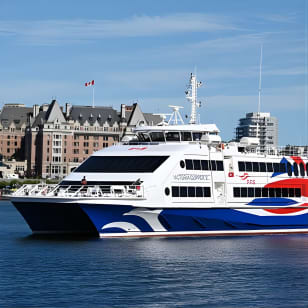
0,101,161,178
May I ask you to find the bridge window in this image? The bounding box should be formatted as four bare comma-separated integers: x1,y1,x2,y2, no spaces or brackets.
192,132,202,141
181,132,192,141
150,132,165,142
166,132,180,142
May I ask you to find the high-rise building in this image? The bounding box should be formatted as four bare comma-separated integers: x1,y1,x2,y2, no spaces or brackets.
235,112,278,149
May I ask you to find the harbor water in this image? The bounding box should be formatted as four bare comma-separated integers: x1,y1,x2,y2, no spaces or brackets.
1,200,308,308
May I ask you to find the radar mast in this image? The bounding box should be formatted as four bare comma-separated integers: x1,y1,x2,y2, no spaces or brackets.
185,73,202,124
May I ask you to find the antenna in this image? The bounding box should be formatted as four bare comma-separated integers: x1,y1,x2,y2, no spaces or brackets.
256,45,263,141
186,73,202,124
258,44,263,115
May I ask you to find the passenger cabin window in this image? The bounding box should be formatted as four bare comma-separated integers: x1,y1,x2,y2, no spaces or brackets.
74,156,169,173
306,163,308,176
233,187,302,198
287,163,292,176
300,163,305,177
185,159,224,171
293,163,299,176
172,186,211,198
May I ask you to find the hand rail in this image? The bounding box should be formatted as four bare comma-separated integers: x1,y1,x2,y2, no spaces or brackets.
12,184,145,199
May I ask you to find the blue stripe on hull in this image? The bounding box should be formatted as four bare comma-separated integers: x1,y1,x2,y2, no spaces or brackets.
161,209,308,231
12,201,98,235
80,204,308,235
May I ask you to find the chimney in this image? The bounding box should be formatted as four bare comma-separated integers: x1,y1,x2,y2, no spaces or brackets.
121,104,126,119
65,103,71,118
33,104,40,118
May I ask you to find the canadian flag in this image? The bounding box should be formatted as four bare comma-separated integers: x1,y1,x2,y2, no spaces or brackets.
85,80,94,87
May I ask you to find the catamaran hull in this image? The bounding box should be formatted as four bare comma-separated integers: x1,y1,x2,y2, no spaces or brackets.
11,199,98,235
80,204,308,238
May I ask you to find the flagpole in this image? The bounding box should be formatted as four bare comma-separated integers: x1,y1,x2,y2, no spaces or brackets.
92,85,95,108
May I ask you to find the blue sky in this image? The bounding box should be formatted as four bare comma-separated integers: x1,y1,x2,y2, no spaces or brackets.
0,0,307,145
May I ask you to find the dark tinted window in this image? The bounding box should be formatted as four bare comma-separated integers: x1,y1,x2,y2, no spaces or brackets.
241,187,248,197
255,187,261,197
300,163,305,177
266,163,273,172
181,132,192,141
262,188,268,197
196,187,203,197
192,132,202,140
180,186,188,197
166,131,180,141
295,188,301,197
172,186,179,197
201,160,209,170
248,187,254,197
269,188,275,197
287,163,292,176
293,163,299,176
203,187,211,197
211,160,217,171
307,163,308,176
282,188,288,197
245,162,252,172
185,159,193,170
279,163,286,173
233,187,240,197
75,156,169,173
275,188,282,197
289,188,295,198
259,162,266,172
193,160,201,170
216,161,224,171
273,163,280,173
188,187,196,197
238,161,245,171
253,162,259,172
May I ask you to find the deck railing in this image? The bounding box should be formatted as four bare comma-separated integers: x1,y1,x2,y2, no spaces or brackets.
12,184,145,199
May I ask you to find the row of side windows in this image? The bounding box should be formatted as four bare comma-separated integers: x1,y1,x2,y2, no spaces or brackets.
185,159,224,171
233,187,301,198
238,161,308,177
172,186,211,198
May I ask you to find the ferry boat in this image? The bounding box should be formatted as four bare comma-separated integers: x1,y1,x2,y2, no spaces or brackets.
11,74,308,237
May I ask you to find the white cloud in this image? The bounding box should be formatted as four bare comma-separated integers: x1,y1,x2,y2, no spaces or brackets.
0,13,239,45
